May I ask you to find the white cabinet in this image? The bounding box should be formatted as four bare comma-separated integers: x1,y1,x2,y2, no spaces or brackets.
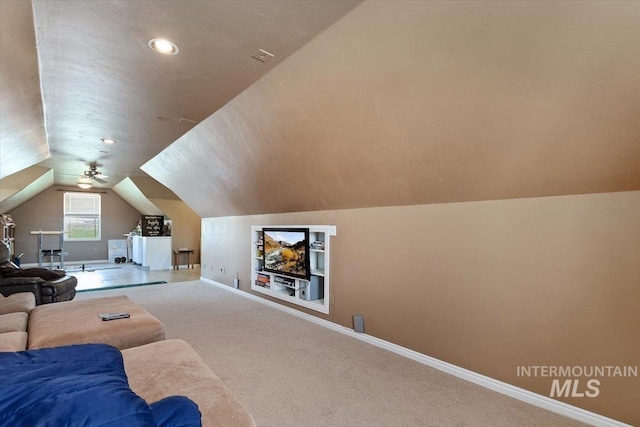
251,225,332,314
132,236,171,270
132,236,143,264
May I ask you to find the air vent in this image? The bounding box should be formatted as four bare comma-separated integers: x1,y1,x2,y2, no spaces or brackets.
179,117,198,124
251,49,274,63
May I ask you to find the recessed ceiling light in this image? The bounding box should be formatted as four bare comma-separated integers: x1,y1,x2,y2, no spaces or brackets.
148,38,179,55
101,138,116,144
251,49,274,63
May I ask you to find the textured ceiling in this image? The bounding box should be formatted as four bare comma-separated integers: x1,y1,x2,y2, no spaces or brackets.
0,167,53,214
1,1,639,218
0,0,49,179
1,0,359,190
142,0,640,217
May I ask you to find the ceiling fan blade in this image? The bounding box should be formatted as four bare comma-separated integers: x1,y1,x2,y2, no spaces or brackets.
94,177,108,184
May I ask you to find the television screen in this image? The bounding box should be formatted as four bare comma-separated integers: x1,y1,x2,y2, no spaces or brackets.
262,228,310,280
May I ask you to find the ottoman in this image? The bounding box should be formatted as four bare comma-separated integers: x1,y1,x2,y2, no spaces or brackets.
27,295,165,350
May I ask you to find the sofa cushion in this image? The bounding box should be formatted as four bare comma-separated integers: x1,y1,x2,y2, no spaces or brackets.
0,292,35,315
0,312,28,333
0,331,27,352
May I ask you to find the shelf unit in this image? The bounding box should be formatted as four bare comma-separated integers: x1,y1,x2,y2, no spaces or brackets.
1,214,15,260
251,225,332,314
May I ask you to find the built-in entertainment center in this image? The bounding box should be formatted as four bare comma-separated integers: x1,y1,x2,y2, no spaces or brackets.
251,225,334,314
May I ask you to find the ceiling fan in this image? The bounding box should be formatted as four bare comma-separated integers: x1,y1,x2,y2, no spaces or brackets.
77,164,108,188
83,164,108,183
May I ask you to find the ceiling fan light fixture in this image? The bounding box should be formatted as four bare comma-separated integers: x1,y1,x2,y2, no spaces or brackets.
101,138,116,144
77,176,93,189
148,38,179,55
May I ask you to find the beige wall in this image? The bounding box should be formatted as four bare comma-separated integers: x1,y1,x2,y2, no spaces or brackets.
10,186,140,264
150,198,201,263
202,190,640,425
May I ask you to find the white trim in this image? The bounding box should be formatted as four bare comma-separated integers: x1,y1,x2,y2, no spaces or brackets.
201,277,631,427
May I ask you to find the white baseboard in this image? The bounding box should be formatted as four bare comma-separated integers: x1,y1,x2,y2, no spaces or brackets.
201,277,630,427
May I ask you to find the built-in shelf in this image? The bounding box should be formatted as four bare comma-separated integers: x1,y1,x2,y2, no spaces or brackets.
1,214,16,261
250,225,332,314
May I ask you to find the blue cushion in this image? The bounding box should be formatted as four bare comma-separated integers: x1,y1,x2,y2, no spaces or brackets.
150,396,202,427
0,344,155,426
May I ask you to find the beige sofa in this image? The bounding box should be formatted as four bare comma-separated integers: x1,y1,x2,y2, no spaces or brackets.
0,293,255,427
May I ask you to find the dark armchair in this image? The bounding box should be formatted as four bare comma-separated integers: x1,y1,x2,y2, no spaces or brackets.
0,242,77,305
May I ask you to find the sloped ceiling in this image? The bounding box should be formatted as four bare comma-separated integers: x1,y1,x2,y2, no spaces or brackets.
129,176,181,201
2,1,359,213
29,0,360,187
0,167,53,213
0,0,49,179
112,178,163,216
111,175,197,220
142,0,640,218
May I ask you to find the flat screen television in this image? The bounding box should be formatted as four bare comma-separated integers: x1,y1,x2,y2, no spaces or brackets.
262,227,310,280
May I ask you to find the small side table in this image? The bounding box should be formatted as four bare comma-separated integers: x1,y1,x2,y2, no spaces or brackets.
173,249,194,270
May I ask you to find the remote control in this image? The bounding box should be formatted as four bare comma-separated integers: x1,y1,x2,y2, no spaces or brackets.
99,312,131,321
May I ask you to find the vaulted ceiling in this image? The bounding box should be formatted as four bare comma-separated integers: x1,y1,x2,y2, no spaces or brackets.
2,1,639,218
1,0,359,206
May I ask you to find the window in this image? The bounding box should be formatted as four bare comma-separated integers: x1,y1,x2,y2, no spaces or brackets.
64,192,101,241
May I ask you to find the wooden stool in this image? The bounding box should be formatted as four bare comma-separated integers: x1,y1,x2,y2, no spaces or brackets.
173,249,194,270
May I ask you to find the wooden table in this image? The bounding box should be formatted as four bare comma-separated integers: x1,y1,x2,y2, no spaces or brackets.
173,248,194,270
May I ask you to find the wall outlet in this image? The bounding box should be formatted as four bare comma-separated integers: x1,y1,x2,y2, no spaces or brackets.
329,294,334,305
353,315,365,333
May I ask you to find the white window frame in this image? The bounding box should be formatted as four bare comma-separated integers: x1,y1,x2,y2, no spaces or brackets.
63,192,101,241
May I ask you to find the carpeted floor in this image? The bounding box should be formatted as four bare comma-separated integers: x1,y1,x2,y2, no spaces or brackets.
76,281,586,427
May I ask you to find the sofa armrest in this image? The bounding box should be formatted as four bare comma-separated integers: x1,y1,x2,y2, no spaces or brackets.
1,277,45,286
123,340,256,427
0,281,44,305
